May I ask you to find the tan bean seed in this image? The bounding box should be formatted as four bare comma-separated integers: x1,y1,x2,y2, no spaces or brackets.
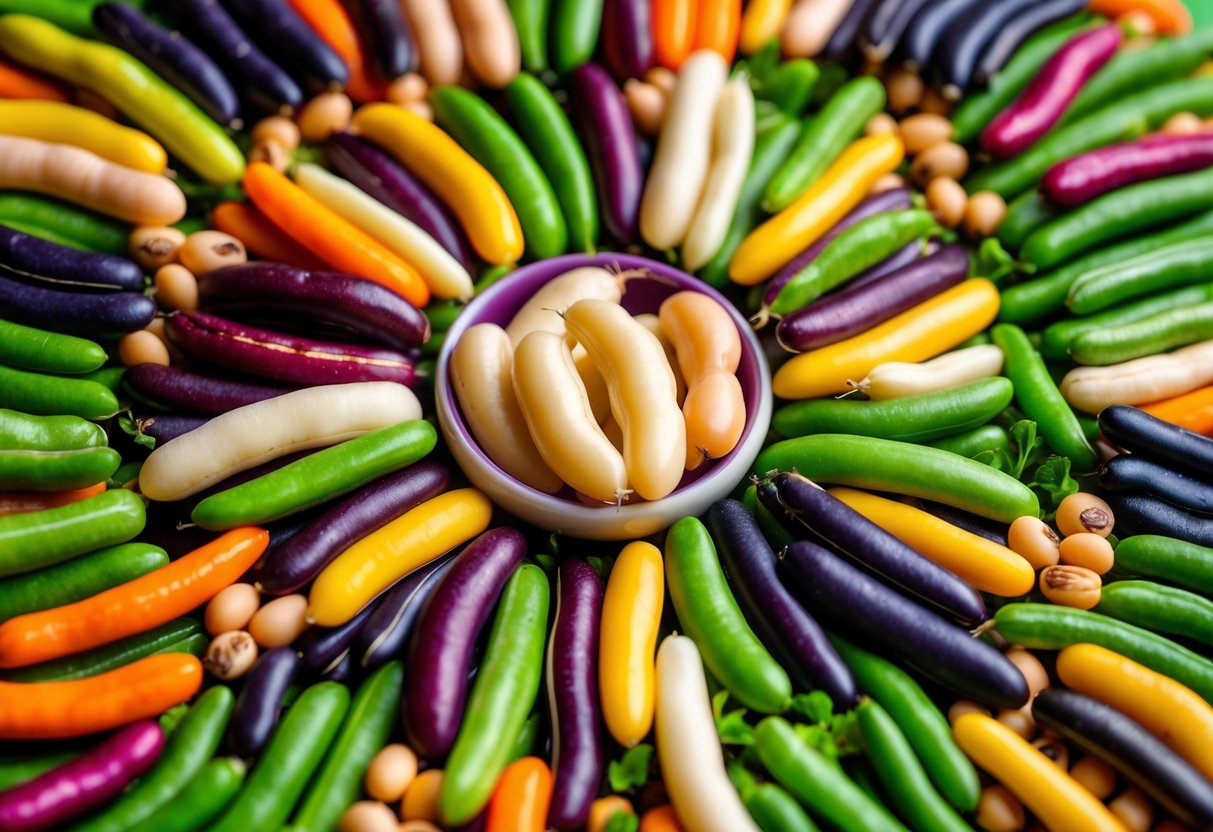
964,190,1008,238
1059,532,1115,574
118,330,170,367
624,79,666,136
947,699,989,724
365,743,418,803
976,784,1025,832
251,115,301,151
1032,736,1069,770
1110,787,1152,832
203,630,258,680
129,226,185,271
868,172,906,195
338,801,399,832
154,263,198,311
401,769,443,821
926,176,967,228
1056,492,1114,537
885,69,924,113
1005,647,1049,697
387,72,429,106
178,231,247,276
1162,111,1204,136
644,66,677,95
1007,516,1061,570
899,112,953,155
911,141,969,185
247,594,309,648
1070,755,1117,799
1040,565,1102,609
296,92,354,143
205,583,261,635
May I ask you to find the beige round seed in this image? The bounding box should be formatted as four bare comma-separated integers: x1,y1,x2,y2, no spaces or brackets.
926,176,967,228
153,263,198,311
296,92,354,143
178,231,247,276
129,226,186,271
117,330,170,367
911,141,969,185
899,113,953,155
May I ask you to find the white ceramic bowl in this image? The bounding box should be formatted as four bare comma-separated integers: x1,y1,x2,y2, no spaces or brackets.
435,253,772,540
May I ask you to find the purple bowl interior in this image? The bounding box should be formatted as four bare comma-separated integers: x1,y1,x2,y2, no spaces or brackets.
440,253,768,506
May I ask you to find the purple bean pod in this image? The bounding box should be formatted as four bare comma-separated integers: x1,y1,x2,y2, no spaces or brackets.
981,24,1123,159
326,134,475,271
972,0,1088,86
894,0,985,71
295,598,380,673
0,274,155,336
257,460,451,594
779,541,1027,709
91,3,240,126
124,364,293,416
0,224,143,292
228,646,299,758
776,243,968,352
354,0,415,79
196,262,430,350
601,0,653,81
163,310,415,386
1042,133,1213,208
133,413,210,445
569,63,644,244
706,499,858,706
320,650,353,682
0,721,163,832
823,0,882,64
354,552,456,668
404,528,527,760
162,0,302,114
219,0,348,93
762,187,913,307
759,473,987,626
830,238,935,296
546,558,604,830
1105,492,1213,548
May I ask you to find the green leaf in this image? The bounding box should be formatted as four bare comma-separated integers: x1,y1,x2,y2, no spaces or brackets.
607,744,654,793
605,813,640,832
727,760,759,800
713,689,756,745
532,552,557,574
1028,455,1080,518
119,414,158,451
974,237,1033,285
158,704,188,735
789,690,834,724
1008,419,1046,480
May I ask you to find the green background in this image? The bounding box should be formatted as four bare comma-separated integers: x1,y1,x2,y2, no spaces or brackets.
1188,0,1213,28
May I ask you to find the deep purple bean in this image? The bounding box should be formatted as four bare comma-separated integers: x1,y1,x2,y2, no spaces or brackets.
830,238,932,296
706,499,857,705
404,528,527,760
762,187,913,307
776,244,968,352
91,3,240,126
972,0,1088,86
1042,133,1213,208
295,599,380,673
1100,454,1213,515
759,473,987,625
1106,492,1213,547
228,647,299,758
601,0,652,81
124,364,293,416
133,413,210,445
1099,405,1213,479
161,0,302,114
326,134,475,271
257,460,451,594
355,553,456,668
981,24,1122,157
934,0,1044,97
862,0,933,63
894,0,984,71
779,541,1026,708
219,0,348,92
352,0,414,79
0,721,163,832
822,0,881,64
569,64,644,244
196,262,429,350
0,274,155,336
547,558,604,831
0,224,143,292
320,650,353,683
164,310,415,386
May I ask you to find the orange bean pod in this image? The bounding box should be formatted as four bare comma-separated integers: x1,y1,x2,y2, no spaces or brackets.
0,55,69,101
242,162,430,307
639,805,685,832
693,0,742,63
653,0,698,70
0,653,203,739
283,0,387,101
0,527,269,669
1088,0,1192,33
0,481,105,516
210,201,328,271
1142,385,1213,436
485,757,553,832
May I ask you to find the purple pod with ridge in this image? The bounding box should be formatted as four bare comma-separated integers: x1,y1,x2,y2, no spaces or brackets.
0,223,143,292
124,363,293,416
228,646,299,758
0,274,156,336
569,64,644,244
355,552,456,668
601,0,653,81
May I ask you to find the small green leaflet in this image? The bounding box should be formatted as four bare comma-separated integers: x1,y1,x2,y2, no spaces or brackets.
607,744,653,793
714,689,756,746
1027,454,1080,518
974,237,1032,285
118,413,157,451
605,812,640,832
788,691,858,762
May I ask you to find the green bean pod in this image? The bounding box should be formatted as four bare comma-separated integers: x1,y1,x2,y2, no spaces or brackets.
80,366,126,392
1069,301,1213,365
754,716,908,832
764,76,886,212
744,782,821,832
1,618,204,684
290,661,404,832
431,85,568,259
0,446,120,492
927,424,1010,459
0,194,128,254
998,191,1061,252
754,434,1040,522
440,564,550,827
951,13,1094,144
759,60,821,115
773,377,1013,443
0,319,106,376
509,709,542,762
769,209,937,315
208,682,351,832
0,542,167,622
504,73,599,253
0,487,145,578
72,684,236,832
828,635,979,812
190,420,437,530
550,0,603,74
993,603,1213,703
0,408,106,451
664,516,792,714
0,363,119,421
1022,167,1213,270
0,15,243,184
855,698,971,832
743,483,796,550
1067,237,1213,314
1097,580,1213,649
966,76,1213,199
124,757,247,832
991,323,1098,472
1113,535,1213,594
506,0,550,72
1041,283,1213,361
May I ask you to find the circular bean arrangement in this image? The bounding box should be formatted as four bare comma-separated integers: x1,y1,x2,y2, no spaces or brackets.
1,2,1213,831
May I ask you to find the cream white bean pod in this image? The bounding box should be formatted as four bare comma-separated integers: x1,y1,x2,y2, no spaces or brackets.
849,344,1006,400
639,50,729,251
1060,339,1213,414
504,266,628,348
633,313,686,405
400,0,463,86
139,382,421,501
